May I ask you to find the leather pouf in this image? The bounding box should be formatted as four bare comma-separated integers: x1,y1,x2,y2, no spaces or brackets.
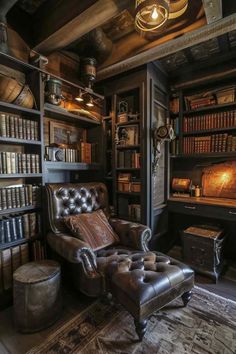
13,260,62,333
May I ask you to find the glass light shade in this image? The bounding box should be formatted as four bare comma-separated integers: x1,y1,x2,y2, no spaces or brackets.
86,96,94,107
135,0,170,33
169,0,188,19
75,90,84,102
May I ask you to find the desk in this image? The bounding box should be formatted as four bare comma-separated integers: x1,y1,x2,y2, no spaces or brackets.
168,196,236,222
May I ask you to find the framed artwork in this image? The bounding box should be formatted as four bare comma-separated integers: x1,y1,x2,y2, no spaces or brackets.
49,121,86,145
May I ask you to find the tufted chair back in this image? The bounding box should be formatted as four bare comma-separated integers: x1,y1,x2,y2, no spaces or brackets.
46,182,109,234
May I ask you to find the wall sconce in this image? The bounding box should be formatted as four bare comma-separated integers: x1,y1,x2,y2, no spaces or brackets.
152,124,175,174
86,96,94,107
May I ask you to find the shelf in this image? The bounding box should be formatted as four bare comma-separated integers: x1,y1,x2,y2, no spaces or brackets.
44,104,101,127
105,176,113,180
170,152,236,159
183,126,236,136
0,235,41,251
103,116,112,120
116,120,140,126
170,112,179,117
116,215,141,223
116,167,140,171
116,145,140,150
0,173,42,178
0,100,41,116
0,137,41,145
0,51,38,73
116,192,140,196
44,161,101,171
183,102,236,115
0,205,40,216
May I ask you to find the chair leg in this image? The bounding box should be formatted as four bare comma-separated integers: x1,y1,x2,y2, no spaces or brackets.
134,319,147,341
182,290,192,307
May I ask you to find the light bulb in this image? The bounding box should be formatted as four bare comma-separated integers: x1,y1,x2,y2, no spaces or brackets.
86,96,94,107
151,6,159,20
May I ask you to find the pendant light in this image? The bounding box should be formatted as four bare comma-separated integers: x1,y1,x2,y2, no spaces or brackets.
135,0,188,35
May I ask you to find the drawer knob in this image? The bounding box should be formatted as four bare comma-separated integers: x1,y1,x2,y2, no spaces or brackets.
229,211,236,215
184,206,196,210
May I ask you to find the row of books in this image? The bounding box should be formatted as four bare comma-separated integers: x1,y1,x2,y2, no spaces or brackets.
118,196,141,222
0,243,29,291
0,113,39,140
183,134,236,154
45,143,97,164
0,152,40,174
0,185,40,210
185,95,216,111
183,110,236,132
0,212,40,244
117,150,141,168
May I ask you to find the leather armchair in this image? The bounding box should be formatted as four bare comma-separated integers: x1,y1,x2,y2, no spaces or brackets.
45,182,152,297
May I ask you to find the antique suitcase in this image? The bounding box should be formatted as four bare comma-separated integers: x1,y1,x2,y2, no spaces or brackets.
181,225,225,282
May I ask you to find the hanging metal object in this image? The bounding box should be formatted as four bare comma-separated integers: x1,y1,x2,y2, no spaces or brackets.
169,0,188,19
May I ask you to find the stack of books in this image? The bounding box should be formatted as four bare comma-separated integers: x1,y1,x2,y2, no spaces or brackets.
0,112,39,140
0,152,40,174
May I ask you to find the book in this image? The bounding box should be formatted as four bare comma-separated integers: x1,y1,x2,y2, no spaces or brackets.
20,243,29,265
1,248,12,290
11,246,21,272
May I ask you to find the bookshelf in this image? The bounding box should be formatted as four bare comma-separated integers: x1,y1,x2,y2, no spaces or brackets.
103,64,169,235
0,51,103,308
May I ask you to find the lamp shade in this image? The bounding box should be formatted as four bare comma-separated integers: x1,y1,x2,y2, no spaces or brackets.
135,0,170,33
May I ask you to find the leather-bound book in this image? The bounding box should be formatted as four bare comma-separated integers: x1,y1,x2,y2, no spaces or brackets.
15,215,24,239
6,188,12,209
11,246,21,272
0,218,4,243
1,248,12,290
9,217,17,241
3,218,11,243
20,243,29,265
22,214,30,239
29,212,37,237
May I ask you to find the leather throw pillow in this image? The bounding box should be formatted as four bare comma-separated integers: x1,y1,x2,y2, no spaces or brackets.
64,209,119,251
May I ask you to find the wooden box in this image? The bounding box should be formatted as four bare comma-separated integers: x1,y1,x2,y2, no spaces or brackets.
181,225,225,281
202,161,236,199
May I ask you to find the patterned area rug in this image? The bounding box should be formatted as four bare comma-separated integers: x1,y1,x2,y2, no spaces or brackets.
27,286,236,354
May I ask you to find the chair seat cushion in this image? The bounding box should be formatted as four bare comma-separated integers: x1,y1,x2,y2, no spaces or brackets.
64,210,119,251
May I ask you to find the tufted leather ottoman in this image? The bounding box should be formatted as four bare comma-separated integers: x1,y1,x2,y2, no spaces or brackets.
13,260,62,333
103,251,194,341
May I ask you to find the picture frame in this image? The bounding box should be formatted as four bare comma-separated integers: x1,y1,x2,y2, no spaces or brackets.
49,121,86,146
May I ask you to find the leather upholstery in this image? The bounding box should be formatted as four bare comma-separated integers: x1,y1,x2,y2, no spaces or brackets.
45,182,152,297
106,251,194,321
13,261,62,333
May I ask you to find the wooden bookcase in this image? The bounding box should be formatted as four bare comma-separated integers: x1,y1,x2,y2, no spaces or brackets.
0,51,103,308
168,77,236,260
102,64,169,249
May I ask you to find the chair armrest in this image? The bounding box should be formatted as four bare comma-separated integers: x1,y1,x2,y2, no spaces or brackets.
109,218,152,251
47,232,97,274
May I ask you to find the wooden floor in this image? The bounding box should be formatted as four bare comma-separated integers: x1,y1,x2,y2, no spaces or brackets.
0,252,236,354
0,286,92,354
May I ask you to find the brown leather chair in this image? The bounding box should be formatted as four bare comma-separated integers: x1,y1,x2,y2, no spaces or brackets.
45,182,152,297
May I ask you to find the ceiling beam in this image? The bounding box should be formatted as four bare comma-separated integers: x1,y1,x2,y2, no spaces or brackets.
97,14,236,81
33,0,130,54
202,0,222,24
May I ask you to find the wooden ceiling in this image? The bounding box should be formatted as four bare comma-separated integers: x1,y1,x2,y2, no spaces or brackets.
7,0,236,80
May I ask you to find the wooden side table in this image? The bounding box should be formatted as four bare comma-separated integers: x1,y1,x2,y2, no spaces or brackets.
13,260,62,333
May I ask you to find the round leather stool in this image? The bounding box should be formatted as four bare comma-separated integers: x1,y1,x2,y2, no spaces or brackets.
13,260,62,333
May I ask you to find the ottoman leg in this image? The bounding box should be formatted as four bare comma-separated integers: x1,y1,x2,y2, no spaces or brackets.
134,319,147,341
182,290,192,307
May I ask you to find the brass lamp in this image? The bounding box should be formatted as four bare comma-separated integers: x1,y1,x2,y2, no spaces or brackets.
135,0,188,35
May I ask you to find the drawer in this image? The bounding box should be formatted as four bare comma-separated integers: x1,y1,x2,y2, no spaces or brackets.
168,200,236,221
